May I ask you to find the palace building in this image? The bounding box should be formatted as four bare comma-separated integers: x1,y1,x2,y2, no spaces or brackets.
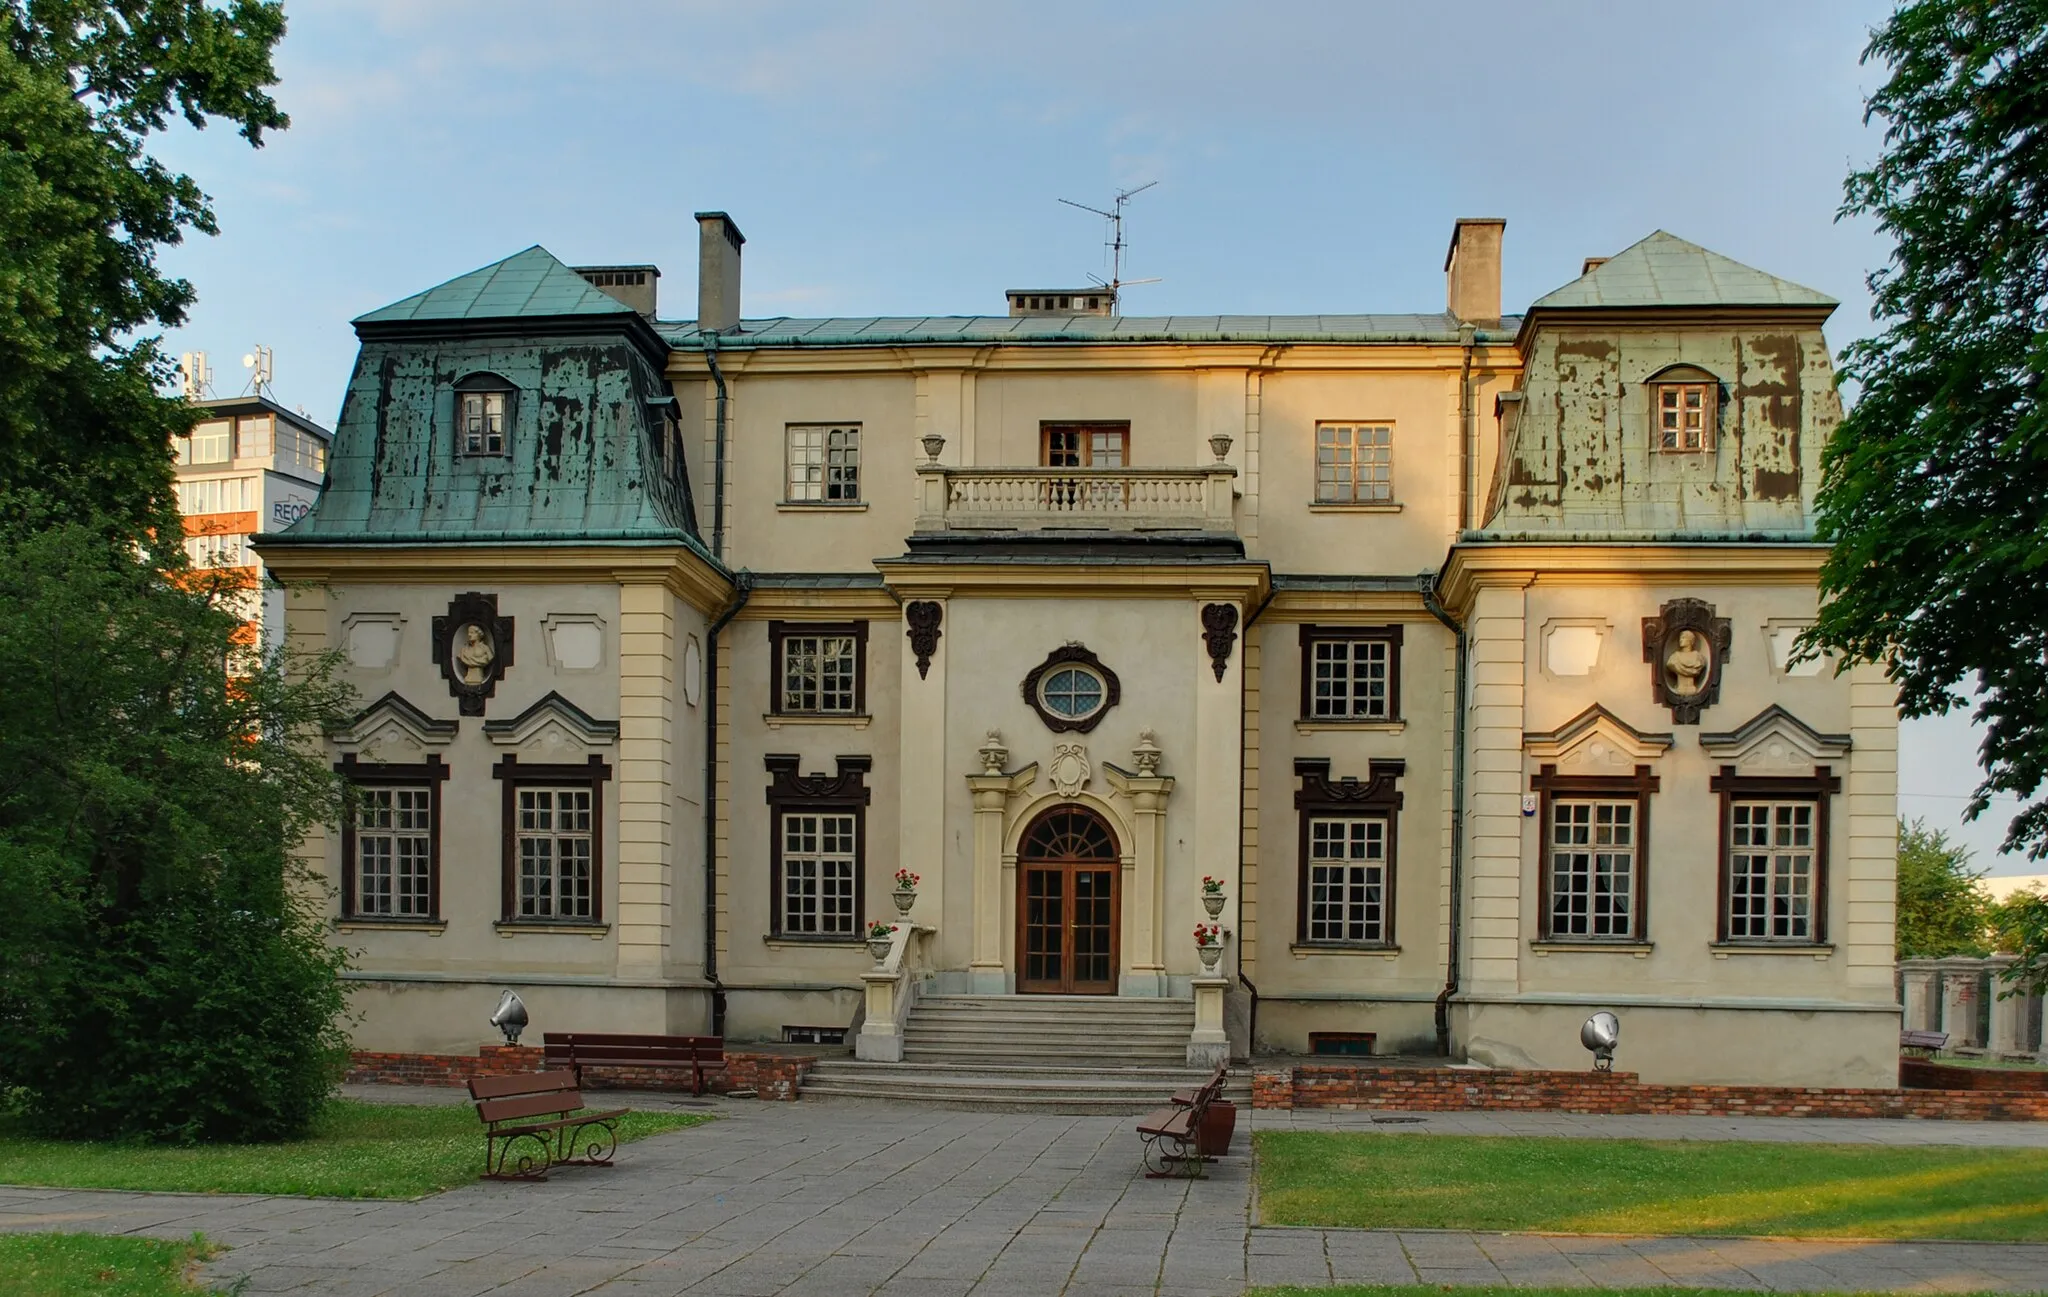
259,214,1901,1090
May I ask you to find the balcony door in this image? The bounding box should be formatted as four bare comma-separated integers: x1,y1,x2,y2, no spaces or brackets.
1041,422,1129,467
1016,806,1120,995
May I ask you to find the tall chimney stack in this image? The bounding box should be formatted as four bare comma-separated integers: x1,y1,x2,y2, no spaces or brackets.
695,211,745,334
1444,218,1505,323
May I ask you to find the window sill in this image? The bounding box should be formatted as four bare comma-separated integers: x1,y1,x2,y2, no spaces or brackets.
335,918,447,935
1711,942,1833,959
1308,502,1402,513
1531,941,1653,957
1295,719,1405,734
1290,943,1401,959
763,935,866,949
777,502,868,513
494,921,609,939
764,713,872,729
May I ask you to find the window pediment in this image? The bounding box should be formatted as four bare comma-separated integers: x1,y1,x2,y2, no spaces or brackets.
1699,704,1851,771
481,690,619,753
1523,704,1673,771
1642,362,1723,387
330,691,458,759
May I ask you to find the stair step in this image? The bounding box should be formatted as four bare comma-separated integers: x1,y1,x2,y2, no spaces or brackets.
801,1059,1248,1111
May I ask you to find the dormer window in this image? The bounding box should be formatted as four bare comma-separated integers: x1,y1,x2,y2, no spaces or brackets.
1647,365,1720,453
454,373,514,457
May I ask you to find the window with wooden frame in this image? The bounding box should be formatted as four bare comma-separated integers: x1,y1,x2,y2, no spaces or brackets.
1533,764,1659,942
493,755,610,924
1713,766,1838,944
455,373,514,457
769,620,867,716
1294,758,1404,948
1314,422,1394,503
1648,366,1719,453
786,423,861,502
1299,624,1403,722
766,754,872,940
336,754,448,921
1040,421,1129,467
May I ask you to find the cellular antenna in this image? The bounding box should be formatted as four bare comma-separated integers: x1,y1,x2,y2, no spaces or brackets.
241,344,274,398
1058,181,1161,314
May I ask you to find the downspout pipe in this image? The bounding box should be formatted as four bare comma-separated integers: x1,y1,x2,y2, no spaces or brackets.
701,332,742,1036
704,333,730,564
1236,585,1279,1056
1421,573,1468,1057
1456,321,1477,533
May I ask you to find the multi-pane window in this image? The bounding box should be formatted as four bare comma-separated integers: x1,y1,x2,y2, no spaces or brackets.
1656,384,1713,452
1305,817,1388,944
189,419,233,465
1548,800,1638,938
1727,801,1816,940
184,532,253,568
354,788,433,917
1041,423,1128,467
786,424,861,502
1314,422,1394,503
174,476,258,515
516,788,594,919
462,391,507,456
235,414,274,460
779,811,857,936
1310,638,1391,719
774,623,864,714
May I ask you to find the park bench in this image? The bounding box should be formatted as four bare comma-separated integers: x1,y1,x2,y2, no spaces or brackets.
1900,1029,1949,1057
1136,1066,1227,1180
543,1032,728,1095
467,1071,627,1181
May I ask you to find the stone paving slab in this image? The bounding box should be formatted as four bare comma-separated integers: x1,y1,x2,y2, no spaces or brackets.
2,1096,2048,1293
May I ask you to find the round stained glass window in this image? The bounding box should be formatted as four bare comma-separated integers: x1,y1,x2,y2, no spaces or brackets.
1039,666,1106,720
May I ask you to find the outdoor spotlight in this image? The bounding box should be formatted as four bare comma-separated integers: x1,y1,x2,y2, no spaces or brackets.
489,989,529,1045
1580,1011,1620,1072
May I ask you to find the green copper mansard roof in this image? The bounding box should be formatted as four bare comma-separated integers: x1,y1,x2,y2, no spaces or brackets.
1529,231,1837,312
355,245,637,325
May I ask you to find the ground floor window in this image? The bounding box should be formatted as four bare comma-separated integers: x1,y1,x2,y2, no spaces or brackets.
335,755,447,921
1714,767,1838,944
494,755,610,924
1305,816,1389,943
1531,764,1658,943
765,753,873,940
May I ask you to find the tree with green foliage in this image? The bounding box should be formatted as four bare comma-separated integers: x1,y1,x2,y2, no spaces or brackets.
0,521,357,1142
1989,887,2048,997
1808,1,2048,860
1895,818,1992,957
1,0,287,536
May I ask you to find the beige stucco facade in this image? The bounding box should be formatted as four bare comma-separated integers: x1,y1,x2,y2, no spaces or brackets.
259,220,1899,1087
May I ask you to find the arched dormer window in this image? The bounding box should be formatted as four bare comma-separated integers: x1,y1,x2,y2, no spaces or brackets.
454,372,515,457
1644,363,1722,454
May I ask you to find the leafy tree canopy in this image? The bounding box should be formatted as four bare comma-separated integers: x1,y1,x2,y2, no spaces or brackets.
1810,1,2048,859
0,0,286,537
1896,818,1990,957
1990,887,2048,996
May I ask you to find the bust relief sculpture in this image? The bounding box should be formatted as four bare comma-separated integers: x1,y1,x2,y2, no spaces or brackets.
456,624,496,685
1641,598,1731,724
1664,630,1708,697
433,592,514,716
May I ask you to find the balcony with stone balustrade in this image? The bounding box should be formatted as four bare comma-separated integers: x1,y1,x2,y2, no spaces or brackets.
910,432,1239,541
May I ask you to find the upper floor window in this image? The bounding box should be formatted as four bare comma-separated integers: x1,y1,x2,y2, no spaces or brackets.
1713,767,1838,946
174,476,259,516
184,531,253,568
454,373,514,457
1299,624,1403,722
336,754,448,922
1315,422,1393,503
1533,765,1659,944
1647,366,1721,453
186,419,232,465
770,620,868,716
1041,422,1128,467
787,423,860,502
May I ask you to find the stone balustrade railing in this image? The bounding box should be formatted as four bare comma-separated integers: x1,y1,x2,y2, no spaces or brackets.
913,464,1238,534
856,922,935,1063
1898,956,2046,1062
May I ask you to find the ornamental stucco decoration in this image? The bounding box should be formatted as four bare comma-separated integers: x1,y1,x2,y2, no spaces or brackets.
433,592,514,717
1049,743,1092,800
1200,603,1239,682
1020,643,1121,734
905,601,943,679
1131,729,1163,777
1640,597,1731,725
978,730,1009,776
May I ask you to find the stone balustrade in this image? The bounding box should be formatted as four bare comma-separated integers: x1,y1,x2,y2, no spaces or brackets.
913,464,1238,534
1898,955,2046,1062
856,922,935,1063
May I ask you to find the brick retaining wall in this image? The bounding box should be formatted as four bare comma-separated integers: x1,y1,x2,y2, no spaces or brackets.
1899,1058,2048,1093
346,1047,815,1101
1252,1064,2048,1120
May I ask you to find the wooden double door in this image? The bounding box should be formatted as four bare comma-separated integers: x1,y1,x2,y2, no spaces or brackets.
1016,807,1120,995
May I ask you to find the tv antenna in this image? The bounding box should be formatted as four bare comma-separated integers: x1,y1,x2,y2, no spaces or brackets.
242,344,274,398
177,351,213,400
1059,181,1162,312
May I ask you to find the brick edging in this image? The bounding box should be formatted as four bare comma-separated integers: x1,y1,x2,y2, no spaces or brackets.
346,1046,816,1101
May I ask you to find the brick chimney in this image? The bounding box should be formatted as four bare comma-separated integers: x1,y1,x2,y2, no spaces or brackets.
695,211,745,333
1444,218,1505,323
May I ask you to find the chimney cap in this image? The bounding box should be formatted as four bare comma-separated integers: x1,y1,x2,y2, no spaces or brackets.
693,211,746,246
1444,217,1507,271
1581,256,1609,276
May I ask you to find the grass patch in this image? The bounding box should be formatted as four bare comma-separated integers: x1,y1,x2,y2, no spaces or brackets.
1247,1290,2032,1297
0,1233,216,1297
1925,1054,2048,1072
1254,1132,2048,1241
0,1100,708,1199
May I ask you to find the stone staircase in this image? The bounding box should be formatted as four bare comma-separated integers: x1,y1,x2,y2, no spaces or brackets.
803,994,1250,1111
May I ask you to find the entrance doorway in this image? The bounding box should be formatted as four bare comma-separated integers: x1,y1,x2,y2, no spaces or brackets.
1016,806,1120,994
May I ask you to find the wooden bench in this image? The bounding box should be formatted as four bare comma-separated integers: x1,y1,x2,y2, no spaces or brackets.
1901,1029,1949,1057
468,1071,627,1181
543,1033,729,1095
1137,1067,1227,1180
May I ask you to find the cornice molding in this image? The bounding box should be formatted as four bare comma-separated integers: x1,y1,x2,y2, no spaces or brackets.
878,560,1270,603
256,543,732,615
1438,543,1826,611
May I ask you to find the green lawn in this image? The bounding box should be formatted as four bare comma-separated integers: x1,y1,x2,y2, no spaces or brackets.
1926,1054,2048,1072
1247,1290,2033,1297
1255,1132,2048,1241
0,1100,708,1199
0,1233,215,1297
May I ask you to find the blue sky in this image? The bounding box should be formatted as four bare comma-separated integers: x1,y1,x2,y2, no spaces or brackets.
151,0,2035,874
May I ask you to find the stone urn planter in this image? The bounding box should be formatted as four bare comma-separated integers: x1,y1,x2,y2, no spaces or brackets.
891,869,920,916
1194,924,1223,973
866,923,896,966
1200,875,1226,918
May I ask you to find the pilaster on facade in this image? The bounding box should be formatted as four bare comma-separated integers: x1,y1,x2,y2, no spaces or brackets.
1192,592,1246,994
1462,580,1531,995
1104,762,1177,997
615,580,675,976
966,764,1037,994
897,596,947,930
712,637,734,970
1844,661,1900,989
1239,633,1263,969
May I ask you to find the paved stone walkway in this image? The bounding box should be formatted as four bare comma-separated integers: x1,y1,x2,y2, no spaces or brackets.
3,1096,2047,1295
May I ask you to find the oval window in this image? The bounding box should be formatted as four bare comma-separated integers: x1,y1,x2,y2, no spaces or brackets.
1039,666,1106,720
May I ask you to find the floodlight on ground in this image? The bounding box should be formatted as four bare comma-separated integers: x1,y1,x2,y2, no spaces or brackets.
1580,1011,1619,1072
490,989,529,1045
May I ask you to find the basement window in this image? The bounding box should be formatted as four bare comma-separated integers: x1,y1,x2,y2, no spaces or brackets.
782,1026,847,1046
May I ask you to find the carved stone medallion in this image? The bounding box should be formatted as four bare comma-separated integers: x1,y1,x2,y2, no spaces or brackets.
905,601,943,679
1200,603,1239,682
1049,743,1092,800
433,592,514,717
1640,597,1731,725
